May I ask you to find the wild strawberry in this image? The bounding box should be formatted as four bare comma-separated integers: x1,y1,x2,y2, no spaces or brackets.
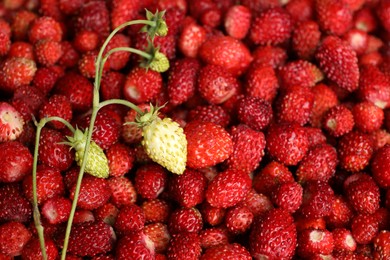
123,67,162,104
41,196,71,224
38,95,72,130
115,204,145,234
371,129,390,151
32,67,60,95
141,199,171,224
104,34,131,71
244,65,279,102
306,127,327,148
121,103,150,144
345,174,380,214
296,143,338,183
338,131,374,172
0,31,10,56
94,203,119,226
271,181,303,213
0,184,32,223
205,169,252,208
315,35,359,92
299,181,335,219
279,60,323,90
253,161,295,196
198,35,252,76
167,58,200,106
55,72,93,112
178,22,207,58
249,208,297,259
74,1,110,37
144,222,171,253
133,32,176,61
28,16,63,44
197,64,238,104
0,57,37,93
185,120,233,169
377,0,390,32
310,83,339,128
78,50,107,79
166,233,201,260
0,221,31,257
168,168,208,208
285,0,314,22
199,227,230,249
351,213,379,244
23,165,65,204
295,216,327,233
115,232,155,260
316,0,353,35
8,41,34,60
251,45,287,69
322,104,354,137
107,176,136,207
354,7,377,32
73,30,99,53
250,7,292,46
58,41,80,68
0,103,23,143
352,101,384,133
224,5,251,39
34,40,63,66
100,71,125,101
64,221,115,257
225,124,266,173
292,20,321,60
371,144,390,188
342,29,368,55
21,238,58,260
237,97,273,131
373,230,390,259
297,229,334,258
70,175,111,210
239,189,274,217
275,86,315,126
202,243,252,260
106,142,134,178
266,122,309,166
200,201,226,226
134,163,167,199
168,207,203,234
357,65,390,109
332,228,357,252
163,7,186,36
110,0,140,30
188,105,230,127
11,10,37,41
224,205,254,234
0,141,32,183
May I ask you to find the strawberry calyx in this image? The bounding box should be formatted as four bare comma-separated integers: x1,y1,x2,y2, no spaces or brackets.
141,9,168,40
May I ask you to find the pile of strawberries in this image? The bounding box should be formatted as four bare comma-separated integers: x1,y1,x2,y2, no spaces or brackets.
1,0,390,259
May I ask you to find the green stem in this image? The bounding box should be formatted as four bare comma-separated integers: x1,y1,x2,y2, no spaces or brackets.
100,47,152,73
99,99,143,115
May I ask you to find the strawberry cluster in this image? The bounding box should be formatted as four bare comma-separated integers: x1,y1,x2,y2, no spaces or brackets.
0,0,390,259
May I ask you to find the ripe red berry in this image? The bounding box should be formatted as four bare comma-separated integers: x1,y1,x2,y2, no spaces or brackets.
237,96,273,131
371,144,390,188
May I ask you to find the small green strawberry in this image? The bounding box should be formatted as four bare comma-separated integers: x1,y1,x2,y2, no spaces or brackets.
134,105,187,174
64,128,109,178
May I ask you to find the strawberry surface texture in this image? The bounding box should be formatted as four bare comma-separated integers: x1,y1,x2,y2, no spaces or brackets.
1,0,390,259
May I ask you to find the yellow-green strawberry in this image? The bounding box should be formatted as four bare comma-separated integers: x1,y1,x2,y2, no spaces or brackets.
64,128,109,178
135,105,187,174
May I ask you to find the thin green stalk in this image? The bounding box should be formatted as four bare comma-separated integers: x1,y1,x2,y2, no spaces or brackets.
99,99,143,114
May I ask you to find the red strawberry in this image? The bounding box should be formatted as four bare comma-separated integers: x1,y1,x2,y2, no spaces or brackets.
74,1,110,37
237,97,273,131
377,0,390,32
143,222,171,253
100,71,125,100
133,32,177,60
251,45,287,69
0,31,10,56
371,129,390,151
168,207,203,234
345,174,380,214
266,122,309,166
39,0,65,21
32,67,60,95
372,144,390,188
0,184,32,223
185,121,233,169
28,16,63,43
197,64,238,104
11,85,46,122
58,41,80,68
315,0,353,36
168,168,208,208
198,35,252,76
352,101,384,133
64,221,115,257
201,243,252,260
225,124,266,173
292,20,321,60
296,143,338,183
8,41,34,60
115,204,145,234
244,65,279,102
78,50,108,79
354,7,377,32
249,7,292,46
141,199,171,224
351,213,379,244
121,103,150,144
41,196,71,224
332,228,357,252
224,5,251,39
315,35,359,92
23,165,65,204
322,104,354,137
285,0,314,22
278,60,323,90
373,230,390,259
55,72,93,112
200,201,226,226
104,34,131,71
225,205,254,234
166,233,201,260
73,30,99,53
108,176,137,207
0,57,37,93
271,181,303,213
297,229,334,258
123,67,163,104
134,164,167,200
106,142,134,177
249,208,297,259
21,238,58,260
241,0,279,12
252,161,294,196
11,10,37,41
299,181,334,219
343,29,368,55
0,141,32,183
239,188,274,217
70,175,111,210
0,221,31,257
94,203,119,226
205,169,252,208
178,22,207,58
34,40,63,66
115,232,155,260
305,127,327,148
310,83,339,128
38,94,72,130
338,131,374,172
188,104,230,127
163,7,186,36
200,227,230,249
110,0,140,30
